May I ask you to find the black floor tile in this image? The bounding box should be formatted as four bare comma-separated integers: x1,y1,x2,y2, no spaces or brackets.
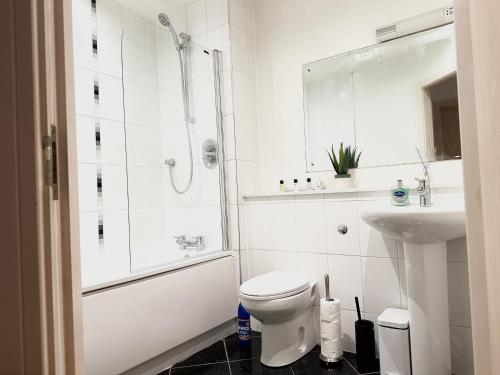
230,359,293,375
225,337,262,361
173,341,227,368
290,350,357,375
225,331,261,341
170,363,230,375
343,352,380,374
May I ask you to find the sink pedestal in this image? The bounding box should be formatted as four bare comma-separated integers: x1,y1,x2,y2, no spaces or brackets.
405,241,451,375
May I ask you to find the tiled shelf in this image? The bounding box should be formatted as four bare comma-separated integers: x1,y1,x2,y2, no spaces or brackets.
242,185,463,200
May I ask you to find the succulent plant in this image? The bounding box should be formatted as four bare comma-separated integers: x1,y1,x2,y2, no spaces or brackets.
327,143,362,176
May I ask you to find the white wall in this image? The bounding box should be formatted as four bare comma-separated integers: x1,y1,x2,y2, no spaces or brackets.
253,0,458,193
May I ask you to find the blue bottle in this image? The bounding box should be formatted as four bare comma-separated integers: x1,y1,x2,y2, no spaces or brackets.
237,303,251,347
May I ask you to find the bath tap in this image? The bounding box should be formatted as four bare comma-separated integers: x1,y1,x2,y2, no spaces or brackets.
174,235,205,251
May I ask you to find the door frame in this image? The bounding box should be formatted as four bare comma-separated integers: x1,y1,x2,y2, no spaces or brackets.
455,0,500,373
0,0,83,373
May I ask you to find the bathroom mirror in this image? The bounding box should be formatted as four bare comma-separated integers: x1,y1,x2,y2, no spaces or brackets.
303,24,461,171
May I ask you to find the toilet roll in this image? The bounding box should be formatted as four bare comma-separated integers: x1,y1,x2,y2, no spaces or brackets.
320,298,343,360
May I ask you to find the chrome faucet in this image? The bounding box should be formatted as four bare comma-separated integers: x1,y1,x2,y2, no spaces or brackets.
174,235,205,251
416,148,431,207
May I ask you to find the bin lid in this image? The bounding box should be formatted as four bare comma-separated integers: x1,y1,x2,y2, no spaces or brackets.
377,308,409,329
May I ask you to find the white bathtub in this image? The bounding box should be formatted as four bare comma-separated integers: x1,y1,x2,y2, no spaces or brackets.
82,253,237,374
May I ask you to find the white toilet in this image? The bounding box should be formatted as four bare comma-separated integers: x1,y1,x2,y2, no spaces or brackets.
239,271,318,367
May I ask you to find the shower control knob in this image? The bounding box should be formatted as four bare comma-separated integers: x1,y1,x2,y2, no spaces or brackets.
337,224,348,235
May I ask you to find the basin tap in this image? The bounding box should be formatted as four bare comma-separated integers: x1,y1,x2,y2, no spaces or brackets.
174,235,205,251
416,177,431,207
415,147,432,207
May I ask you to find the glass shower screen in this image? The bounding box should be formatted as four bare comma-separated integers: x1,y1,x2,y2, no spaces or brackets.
74,12,227,290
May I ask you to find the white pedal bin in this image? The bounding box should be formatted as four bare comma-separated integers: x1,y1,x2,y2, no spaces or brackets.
377,308,412,375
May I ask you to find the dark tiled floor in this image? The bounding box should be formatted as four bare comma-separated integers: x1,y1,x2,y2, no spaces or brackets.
161,332,379,375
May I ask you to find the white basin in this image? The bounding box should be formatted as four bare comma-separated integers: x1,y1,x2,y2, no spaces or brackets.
361,194,466,375
360,196,466,244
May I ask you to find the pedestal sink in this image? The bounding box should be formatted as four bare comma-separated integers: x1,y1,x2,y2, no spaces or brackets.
361,195,466,375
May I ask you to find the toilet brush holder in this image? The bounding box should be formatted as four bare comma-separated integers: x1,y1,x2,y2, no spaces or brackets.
355,319,376,370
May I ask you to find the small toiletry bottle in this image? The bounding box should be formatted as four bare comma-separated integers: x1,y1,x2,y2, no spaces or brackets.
237,303,251,348
293,178,299,191
391,179,410,206
306,177,313,190
279,180,286,192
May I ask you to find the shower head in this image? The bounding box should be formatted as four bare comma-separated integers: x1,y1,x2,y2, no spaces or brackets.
158,13,171,27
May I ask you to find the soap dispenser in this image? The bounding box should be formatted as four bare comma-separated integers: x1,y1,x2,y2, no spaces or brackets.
391,180,410,206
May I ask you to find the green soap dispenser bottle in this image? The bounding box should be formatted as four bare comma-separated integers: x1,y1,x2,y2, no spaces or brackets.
391,179,410,206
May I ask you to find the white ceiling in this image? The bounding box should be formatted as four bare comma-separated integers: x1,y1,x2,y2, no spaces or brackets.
116,0,199,20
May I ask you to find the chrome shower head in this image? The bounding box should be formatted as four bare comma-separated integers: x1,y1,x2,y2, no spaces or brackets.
158,13,171,27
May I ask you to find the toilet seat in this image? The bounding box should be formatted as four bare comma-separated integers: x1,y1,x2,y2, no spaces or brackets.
240,271,310,300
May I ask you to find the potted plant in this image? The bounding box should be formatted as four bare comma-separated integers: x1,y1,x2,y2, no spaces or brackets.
327,143,362,188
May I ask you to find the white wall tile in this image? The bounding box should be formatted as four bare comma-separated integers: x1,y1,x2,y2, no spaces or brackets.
99,74,125,122
298,253,328,301
96,29,122,78
144,21,157,49
128,167,164,209
74,67,95,117
398,258,408,309
271,251,299,273
168,8,187,35
187,0,207,36
126,124,162,167
246,249,274,279
129,208,167,255
207,25,231,69
230,25,248,74
72,0,94,70
229,0,246,31
358,201,398,258
96,0,122,35
79,211,100,260
234,115,258,161
206,0,228,30
341,309,358,353
223,114,236,160
448,261,472,328
450,326,474,375
244,2,255,35
122,7,144,44
102,210,130,255
123,81,159,126
324,201,360,255
232,71,257,119
328,255,363,311
101,165,128,210
78,164,98,212
362,257,401,314
100,119,126,165
76,115,97,164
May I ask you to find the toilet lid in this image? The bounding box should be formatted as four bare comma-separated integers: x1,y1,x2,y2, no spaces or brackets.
240,271,310,300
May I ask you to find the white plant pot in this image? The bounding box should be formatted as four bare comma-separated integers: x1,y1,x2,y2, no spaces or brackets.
334,175,352,189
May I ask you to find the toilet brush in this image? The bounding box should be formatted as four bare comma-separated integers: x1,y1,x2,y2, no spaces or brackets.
319,274,343,366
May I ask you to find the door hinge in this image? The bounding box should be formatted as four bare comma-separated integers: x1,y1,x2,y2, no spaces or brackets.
43,125,58,200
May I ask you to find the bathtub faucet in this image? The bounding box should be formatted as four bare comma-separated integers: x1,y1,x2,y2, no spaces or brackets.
174,235,205,251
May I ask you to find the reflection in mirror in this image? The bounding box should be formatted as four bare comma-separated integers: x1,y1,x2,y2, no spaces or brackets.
423,73,461,161
303,24,460,171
